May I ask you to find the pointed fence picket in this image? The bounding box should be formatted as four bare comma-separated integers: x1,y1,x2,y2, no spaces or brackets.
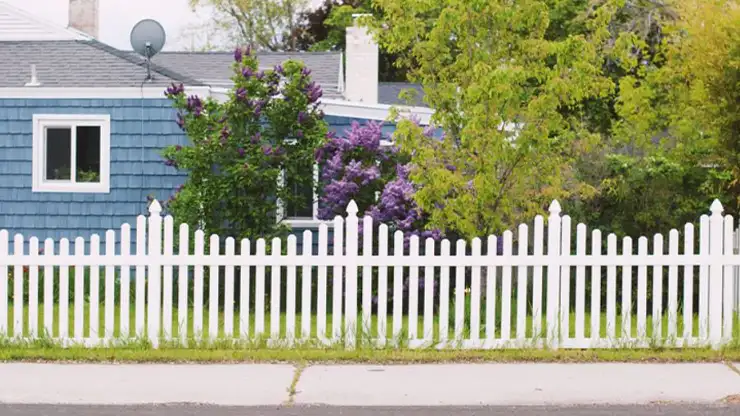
0,198,738,350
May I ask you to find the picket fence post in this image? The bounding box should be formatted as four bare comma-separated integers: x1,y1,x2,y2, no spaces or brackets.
708,199,724,349
344,200,359,349
147,200,163,348
546,200,562,348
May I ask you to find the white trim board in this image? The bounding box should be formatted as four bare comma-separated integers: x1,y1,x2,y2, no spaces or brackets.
0,87,213,99
0,86,435,123
209,88,433,123
320,98,433,124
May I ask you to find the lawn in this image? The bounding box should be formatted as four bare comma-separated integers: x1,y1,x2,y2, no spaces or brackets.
2,301,721,341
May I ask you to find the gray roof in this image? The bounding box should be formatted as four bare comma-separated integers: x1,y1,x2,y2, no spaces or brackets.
378,82,426,106
0,40,343,97
149,51,343,99
0,40,198,87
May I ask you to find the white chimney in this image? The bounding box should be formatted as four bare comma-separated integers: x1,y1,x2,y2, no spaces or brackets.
68,0,99,38
345,14,378,104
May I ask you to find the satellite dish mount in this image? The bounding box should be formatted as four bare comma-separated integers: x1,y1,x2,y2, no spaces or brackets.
130,19,167,82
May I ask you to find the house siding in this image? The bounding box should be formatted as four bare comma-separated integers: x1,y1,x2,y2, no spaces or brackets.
324,115,398,138
0,101,399,254
0,98,187,251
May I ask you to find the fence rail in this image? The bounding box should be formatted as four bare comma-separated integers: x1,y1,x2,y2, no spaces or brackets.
0,199,739,350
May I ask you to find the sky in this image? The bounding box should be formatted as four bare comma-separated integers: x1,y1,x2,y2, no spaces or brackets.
6,0,324,51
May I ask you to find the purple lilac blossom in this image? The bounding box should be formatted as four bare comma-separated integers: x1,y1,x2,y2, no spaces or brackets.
322,152,344,181
318,179,361,218
306,81,322,103
316,121,441,244
165,83,184,97
186,95,203,117
344,160,380,186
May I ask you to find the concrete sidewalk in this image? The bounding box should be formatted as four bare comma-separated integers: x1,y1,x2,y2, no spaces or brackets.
1,363,739,406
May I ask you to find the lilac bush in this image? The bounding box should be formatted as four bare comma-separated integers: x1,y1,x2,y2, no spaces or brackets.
315,121,441,245
316,120,445,312
315,121,394,219
159,46,328,240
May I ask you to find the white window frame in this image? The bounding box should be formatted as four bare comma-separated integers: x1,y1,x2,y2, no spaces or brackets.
277,164,322,228
276,139,394,228
32,114,111,193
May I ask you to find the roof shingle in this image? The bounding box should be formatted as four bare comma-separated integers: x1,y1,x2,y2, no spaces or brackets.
0,40,189,87
149,51,343,98
378,82,426,106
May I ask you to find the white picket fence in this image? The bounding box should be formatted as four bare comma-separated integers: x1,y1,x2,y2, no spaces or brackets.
1,199,740,350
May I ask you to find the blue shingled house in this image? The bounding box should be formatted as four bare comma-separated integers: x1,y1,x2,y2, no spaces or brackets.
0,1,432,247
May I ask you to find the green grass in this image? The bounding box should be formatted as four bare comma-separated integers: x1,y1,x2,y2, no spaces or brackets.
4,301,724,344
2,342,740,364
3,301,740,366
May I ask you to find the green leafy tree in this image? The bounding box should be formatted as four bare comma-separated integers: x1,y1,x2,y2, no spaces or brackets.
572,0,739,234
188,0,309,51
160,47,328,240
370,0,614,238
371,0,738,239
292,0,408,81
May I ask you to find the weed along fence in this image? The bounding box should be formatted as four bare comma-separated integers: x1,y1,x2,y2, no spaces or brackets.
1,199,740,350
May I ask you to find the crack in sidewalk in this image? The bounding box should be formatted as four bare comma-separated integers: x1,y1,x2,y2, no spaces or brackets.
283,362,308,407
724,361,740,377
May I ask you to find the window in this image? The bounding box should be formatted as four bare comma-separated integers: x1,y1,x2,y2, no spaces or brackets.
277,164,319,226
285,167,315,219
275,139,395,227
32,114,111,193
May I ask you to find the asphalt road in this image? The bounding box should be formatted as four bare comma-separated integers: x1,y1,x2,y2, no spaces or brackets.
2,404,740,416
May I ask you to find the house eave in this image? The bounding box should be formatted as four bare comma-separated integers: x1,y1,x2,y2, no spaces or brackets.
210,86,433,123
320,98,433,124
0,86,212,99
0,86,435,124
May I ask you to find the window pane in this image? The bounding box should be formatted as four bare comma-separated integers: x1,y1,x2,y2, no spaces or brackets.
286,165,314,219
76,126,101,183
45,128,71,181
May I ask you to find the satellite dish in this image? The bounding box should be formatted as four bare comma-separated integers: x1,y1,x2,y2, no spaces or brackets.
130,19,167,81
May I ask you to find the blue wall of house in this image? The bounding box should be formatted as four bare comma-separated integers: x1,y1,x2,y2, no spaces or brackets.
0,99,405,253
0,98,186,253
